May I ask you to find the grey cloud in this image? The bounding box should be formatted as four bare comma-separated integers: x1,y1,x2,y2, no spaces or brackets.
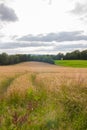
0,40,87,51
0,41,53,49
18,31,87,42
0,31,87,54
0,48,54,55
11,35,19,40
70,1,87,19
54,43,87,51
0,41,87,54
70,3,87,15
0,3,18,22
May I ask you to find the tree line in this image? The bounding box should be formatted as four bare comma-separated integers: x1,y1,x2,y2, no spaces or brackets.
0,49,87,65
54,50,87,60
0,53,54,65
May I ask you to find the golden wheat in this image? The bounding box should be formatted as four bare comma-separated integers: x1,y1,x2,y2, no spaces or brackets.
0,62,87,99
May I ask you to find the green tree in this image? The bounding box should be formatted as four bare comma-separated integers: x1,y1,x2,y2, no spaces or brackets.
0,53,9,65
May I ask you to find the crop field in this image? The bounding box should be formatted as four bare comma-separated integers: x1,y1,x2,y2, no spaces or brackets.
0,62,87,130
55,60,87,68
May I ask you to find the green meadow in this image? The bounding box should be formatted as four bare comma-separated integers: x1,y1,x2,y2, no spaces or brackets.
55,60,87,68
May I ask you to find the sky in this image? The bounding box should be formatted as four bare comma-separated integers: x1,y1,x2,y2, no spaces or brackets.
0,0,87,54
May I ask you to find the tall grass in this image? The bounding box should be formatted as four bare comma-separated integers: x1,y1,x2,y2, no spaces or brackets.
0,67,87,129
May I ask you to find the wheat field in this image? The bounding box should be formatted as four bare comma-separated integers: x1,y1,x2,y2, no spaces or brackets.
0,62,87,130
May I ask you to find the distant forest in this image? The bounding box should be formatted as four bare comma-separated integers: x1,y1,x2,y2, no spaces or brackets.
0,49,87,65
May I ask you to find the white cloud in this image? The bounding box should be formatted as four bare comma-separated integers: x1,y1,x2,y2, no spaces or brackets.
0,0,87,54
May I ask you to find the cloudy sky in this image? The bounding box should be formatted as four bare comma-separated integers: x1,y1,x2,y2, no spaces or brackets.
0,0,87,54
